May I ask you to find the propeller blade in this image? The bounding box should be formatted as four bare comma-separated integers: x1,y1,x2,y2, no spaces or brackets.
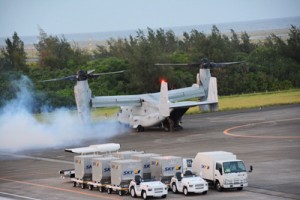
155,63,199,66
210,61,245,68
40,75,77,82
88,70,125,78
87,69,95,74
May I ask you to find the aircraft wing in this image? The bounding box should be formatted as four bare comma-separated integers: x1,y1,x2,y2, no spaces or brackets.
92,95,144,107
168,84,205,102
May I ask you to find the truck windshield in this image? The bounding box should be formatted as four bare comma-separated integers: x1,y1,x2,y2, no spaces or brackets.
223,161,246,173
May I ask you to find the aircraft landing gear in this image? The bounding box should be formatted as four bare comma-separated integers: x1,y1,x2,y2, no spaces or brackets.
137,125,145,132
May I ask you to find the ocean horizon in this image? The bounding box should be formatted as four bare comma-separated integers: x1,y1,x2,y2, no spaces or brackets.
1,16,300,46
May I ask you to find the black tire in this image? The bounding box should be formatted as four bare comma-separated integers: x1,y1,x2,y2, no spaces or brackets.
183,187,188,196
172,183,178,193
80,183,85,189
88,185,93,190
202,190,208,195
118,190,123,196
99,186,104,192
162,194,167,198
142,191,147,200
73,182,76,187
215,181,222,192
107,188,112,194
130,187,136,198
237,187,243,191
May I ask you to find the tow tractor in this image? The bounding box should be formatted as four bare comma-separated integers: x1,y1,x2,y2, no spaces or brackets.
170,170,208,196
129,175,168,199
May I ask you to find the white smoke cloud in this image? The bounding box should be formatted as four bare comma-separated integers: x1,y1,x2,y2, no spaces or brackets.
0,75,128,152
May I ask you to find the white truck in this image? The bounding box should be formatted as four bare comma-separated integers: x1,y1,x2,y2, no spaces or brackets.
129,175,168,199
192,151,253,191
170,170,208,196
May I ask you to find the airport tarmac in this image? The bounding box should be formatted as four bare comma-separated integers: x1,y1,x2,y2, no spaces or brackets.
0,104,300,200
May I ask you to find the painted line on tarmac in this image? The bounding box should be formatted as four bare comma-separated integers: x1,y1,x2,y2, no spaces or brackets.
0,177,121,200
0,192,41,200
223,118,300,139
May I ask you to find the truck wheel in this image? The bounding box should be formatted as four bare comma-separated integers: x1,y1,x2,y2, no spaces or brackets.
107,188,112,194
215,181,222,192
80,183,85,189
130,187,136,198
99,186,104,192
172,183,178,193
88,185,93,190
118,190,123,196
237,187,243,191
73,182,76,187
183,187,189,196
142,191,148,200
162,194,167,198
202,191,207,195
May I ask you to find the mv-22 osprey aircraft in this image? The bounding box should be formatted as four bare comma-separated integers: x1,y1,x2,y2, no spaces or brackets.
42,59,243,132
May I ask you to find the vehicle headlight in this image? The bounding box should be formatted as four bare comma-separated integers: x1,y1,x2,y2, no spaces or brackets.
224,179,230,184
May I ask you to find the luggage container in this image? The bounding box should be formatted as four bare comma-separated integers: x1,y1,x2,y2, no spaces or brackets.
72,154,102,189
150,156,183,186
87,156,119,192
113,150,144,159
107,159,143,196
132,153,160,179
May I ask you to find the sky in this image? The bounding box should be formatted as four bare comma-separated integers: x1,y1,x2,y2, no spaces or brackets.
0,0,300,37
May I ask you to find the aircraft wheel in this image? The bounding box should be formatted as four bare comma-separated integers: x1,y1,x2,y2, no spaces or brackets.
137,125,144,132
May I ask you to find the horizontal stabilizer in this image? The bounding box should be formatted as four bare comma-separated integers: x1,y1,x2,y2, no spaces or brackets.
65,143,120,154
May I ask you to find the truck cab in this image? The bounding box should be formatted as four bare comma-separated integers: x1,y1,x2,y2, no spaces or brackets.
214,159,252,191
129,175,168,199
170,170,208,196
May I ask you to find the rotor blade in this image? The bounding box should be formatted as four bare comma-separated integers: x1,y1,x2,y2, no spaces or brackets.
88,70,125,78
210,61,245,68
40,75,77,82
87,69,95,74
155,63,199,66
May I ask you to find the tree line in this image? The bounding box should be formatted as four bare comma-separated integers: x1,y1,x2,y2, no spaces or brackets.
0,25,299,111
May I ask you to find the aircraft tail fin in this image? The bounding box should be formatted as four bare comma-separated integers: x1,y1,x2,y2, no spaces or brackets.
159,80,170,117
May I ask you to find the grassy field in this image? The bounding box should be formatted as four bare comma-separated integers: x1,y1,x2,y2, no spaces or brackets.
187,89,300,114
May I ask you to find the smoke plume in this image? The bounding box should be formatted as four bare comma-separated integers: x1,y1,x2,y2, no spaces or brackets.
0,75,128,152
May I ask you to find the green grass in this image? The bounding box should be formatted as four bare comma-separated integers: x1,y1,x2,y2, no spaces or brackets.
187,89,300,114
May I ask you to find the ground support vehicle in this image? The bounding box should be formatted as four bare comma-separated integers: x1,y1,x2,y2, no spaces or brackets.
59,169,75,179
129,175,168,199
192,151,253,191
150,156,183,187
170,170,208,196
